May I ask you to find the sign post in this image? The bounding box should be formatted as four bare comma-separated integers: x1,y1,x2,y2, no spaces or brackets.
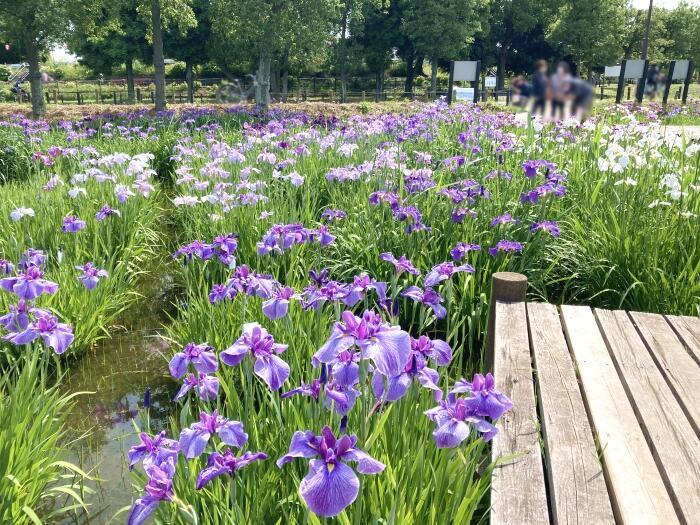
663,60,693,105
448,60,481,104
615,59,648,104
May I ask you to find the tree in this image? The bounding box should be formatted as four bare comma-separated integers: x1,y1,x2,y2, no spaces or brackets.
548,0,629,77
164,0,210,103
68,0,150,103
137,0,195,110
403,0,481,96
0,0,100,117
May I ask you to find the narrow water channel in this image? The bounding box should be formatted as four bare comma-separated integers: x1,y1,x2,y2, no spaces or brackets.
62,266,179,523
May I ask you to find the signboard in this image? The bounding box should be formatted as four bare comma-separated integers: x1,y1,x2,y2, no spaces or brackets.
623,59,646,79
670,60,690,80
663,60,694,104
452,61,479,82
447,60,481,104
604,65,621,78
453,87,475,101
615,59,648,104
485,76,497,88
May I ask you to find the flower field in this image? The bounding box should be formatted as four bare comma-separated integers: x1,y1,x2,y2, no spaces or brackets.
0,101,698,524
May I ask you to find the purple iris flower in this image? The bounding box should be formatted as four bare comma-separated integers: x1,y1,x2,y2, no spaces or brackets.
372,335,451,402
450,373,513,420
224,265,276,300
0,265,58,300
425,373,512,448
127,431,179,470
424,262,474,287
309,268,330,286
324,381,361,415
126,458,175,525
174,372,220,402
488,240,524,257
276,426,385,517
0,299,30,332
321,209,347,222
490,213,519,227
281,378,322,400
211,233,238,266
95,204,120,221
196,449,268,489
262,286,301,320
343,273,387,307
0,258,14,275
4,309,74,354
62,215,86,233
450,242,481,262
451,207,478,223
379,252,420,276
401,286,447,319
76,262,108,290
220,323,289,390
17,248,46,271
168,342,218,379
531,220,560,237
313,310,411,378
179,410,248,459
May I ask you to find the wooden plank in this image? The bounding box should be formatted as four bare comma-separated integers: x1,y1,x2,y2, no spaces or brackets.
560,305,679,525
490,301,549,525
595,309,700,522
527,303,614,524
665,315,700,363
630,311,700,435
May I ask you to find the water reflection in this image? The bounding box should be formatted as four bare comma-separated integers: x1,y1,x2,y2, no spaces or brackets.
62,272,178,523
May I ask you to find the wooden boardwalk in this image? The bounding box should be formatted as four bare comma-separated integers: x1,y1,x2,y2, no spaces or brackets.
487,273,700,525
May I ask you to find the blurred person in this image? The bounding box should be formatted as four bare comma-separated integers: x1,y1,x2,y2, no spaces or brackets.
550,62,570,120
645,64,660,100
511,75,531,108
566,74,594,121
531,60,548,117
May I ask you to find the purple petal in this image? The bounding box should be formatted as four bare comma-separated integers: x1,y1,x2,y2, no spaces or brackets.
363,328,411,377
433,419,470,449
220,341,248,367
299,459,359,517
179,428,210,459
276,430,319,467
312,327,355,366
193,350,218,374
126,496,160,525
216,420,248,448
253,354,290,390
342,448,385,474
262,298,289,320
168,353,187,378
196,463,229,489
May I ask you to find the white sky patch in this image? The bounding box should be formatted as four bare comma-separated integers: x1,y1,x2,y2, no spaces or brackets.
632,0,699,8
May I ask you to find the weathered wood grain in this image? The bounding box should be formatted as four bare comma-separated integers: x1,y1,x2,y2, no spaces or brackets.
665,315,700,363
490,301,549,525
527,303,614,524
560,305,678,525
595,309,700,522
630,311,700,435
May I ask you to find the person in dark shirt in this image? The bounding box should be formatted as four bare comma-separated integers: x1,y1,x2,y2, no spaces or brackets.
511,75,531,107
531,60,548,116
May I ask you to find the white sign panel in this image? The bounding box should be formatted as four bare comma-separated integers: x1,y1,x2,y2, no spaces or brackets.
453,61,479,82
623,59,646,79
605,65,621,78
485,76,497,88
453,87,475,101
671,60,690,80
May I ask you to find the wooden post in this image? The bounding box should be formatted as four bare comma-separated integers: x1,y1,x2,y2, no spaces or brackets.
136,88,141,103
663,61,676,105
486,272,528,367
636,60,649,103
447,61,455,105
616,60,627,104
627,86,631,100
600,84,604,100
113,92,117,104
682,61,693,104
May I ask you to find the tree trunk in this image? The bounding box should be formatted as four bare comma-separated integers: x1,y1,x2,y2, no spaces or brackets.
497,48,507,90
430,56,438,98
25,36,45,118
151,0,166,111
126,57,135,104
256,50,271,108
281,50,289,102
339,1,350,103
404,47,415,96
375,68,383,101
185,60,194,103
